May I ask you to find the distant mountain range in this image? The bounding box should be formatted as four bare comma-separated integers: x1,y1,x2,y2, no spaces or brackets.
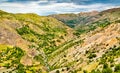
50,8,120,27
50,11,99,27
0,7,120,73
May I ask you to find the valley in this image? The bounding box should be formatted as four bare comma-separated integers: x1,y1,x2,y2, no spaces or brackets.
0,8,120,73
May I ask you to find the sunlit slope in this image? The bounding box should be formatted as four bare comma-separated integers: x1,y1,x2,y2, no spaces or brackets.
0,10,74,73
0,8,120,73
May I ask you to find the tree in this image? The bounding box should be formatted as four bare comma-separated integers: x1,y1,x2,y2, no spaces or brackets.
56,70,60,73
115,64,120,72
102,68,112,73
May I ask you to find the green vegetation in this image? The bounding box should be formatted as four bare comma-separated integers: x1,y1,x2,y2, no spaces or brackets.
0,46,25,72
56,70,60,73
16,24,67,55
0,45,46,73
96,19,111,28
87,53,96,59
114,64,120,72
0,8,120,73
34,54,45,65
91,46,120,73
74,18,110,36
115,20,120,23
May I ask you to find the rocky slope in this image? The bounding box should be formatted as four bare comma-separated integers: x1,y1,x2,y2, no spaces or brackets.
0,8,120,73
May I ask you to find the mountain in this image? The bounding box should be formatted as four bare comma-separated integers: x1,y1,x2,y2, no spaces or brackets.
0,8,120,73
50,8,120,36
50,11,99,28
50,8,120,28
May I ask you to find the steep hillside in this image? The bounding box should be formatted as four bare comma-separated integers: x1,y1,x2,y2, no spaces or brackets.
0,10,75,73
0,8,120,73
49,22,120,73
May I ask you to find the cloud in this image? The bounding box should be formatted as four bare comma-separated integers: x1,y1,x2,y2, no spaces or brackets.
0,0,119,16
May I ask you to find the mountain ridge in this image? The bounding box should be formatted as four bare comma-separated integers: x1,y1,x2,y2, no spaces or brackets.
50,7,120,28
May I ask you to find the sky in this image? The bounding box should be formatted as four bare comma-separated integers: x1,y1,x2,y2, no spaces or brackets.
0,0,120,16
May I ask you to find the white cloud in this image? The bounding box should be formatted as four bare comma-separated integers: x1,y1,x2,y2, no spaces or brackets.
0,1,119,16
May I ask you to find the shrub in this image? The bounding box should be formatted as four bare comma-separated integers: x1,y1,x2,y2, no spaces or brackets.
102,68,112,73
56,70,60,73
83,70,87,73
103,63,108,68
88,53,96,59
114,64,120,72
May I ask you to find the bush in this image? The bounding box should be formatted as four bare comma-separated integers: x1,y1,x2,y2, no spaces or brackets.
114,64,120,72
83,70,87,73
88,53,96,59
56,70,60,73
103,63,108,68
102,68,112,73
